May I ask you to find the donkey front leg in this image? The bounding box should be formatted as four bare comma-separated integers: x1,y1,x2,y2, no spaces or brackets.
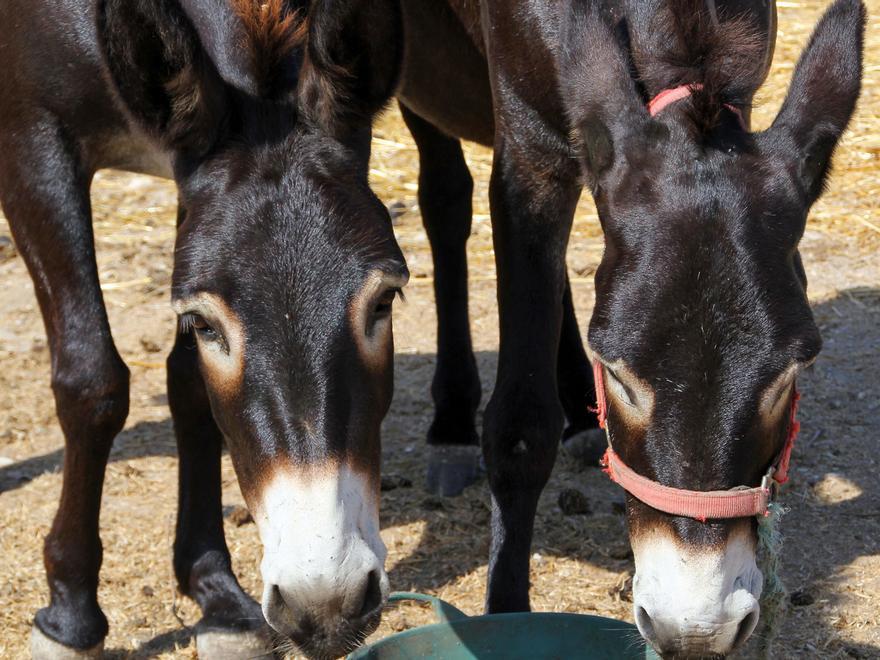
400,103,483,496
0,121,128,658
167,208,272,660
482,137,581,612
558,276,605,465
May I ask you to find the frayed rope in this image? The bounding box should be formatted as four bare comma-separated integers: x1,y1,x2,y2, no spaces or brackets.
756,501,788,658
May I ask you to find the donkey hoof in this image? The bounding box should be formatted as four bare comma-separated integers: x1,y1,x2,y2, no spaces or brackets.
30,625,103,660
196,625,276,660
562,428,606,466
425,444,483,497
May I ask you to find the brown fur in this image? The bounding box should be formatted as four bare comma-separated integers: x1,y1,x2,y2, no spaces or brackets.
165,62,226,154
298,52,349,132
297,0,403,136
230,0,308,97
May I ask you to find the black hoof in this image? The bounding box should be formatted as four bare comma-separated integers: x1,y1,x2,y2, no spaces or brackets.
562,427,606,466
425,444,483,497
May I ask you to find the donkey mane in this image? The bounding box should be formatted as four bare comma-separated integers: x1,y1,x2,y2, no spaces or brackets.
230,0,308,97
631,0,767,135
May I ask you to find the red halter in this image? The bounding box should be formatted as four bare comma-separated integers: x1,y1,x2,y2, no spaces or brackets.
648,83,747,130
594,361,800,522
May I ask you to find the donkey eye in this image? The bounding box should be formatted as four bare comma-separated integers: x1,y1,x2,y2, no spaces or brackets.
374,288,400,319
771,376,796,409
181,313,220,342
606,367,635,407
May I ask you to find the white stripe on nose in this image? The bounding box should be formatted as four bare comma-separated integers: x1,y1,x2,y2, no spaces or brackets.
632,530,762,655
253,464,388,627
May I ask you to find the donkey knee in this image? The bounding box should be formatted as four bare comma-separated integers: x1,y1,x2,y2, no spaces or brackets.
51,352,130,442
482,391,563,493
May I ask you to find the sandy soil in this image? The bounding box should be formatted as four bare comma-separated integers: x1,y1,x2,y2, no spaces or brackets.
1,1,878,658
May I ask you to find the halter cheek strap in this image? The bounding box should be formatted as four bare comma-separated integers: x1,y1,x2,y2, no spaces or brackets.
593,361,800,522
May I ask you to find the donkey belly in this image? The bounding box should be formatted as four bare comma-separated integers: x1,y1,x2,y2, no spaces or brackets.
81,133,173,180
397,0,494,146
0,0,172,179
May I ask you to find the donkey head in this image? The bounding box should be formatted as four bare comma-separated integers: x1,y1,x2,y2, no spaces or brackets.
561,0,864,656
98,0,403,656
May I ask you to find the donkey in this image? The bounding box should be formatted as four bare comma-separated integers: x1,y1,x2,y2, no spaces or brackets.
0,0,406,658
397,0,864,655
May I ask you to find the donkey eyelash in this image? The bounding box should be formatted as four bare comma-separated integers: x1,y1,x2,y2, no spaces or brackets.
179,313,230,354
177,313,198,335
178,312,216,337
376,288,405,308
799,356,817,371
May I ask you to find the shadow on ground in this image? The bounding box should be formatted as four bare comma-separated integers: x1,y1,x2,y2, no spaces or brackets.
105,629,193,660
0,419,175,494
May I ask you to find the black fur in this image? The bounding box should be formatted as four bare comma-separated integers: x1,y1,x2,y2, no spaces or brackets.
299,0,403,136
98,0,228,156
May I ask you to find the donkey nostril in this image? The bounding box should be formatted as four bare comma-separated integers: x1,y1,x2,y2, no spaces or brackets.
634,606,657,642
264,584,298,637
266,583,286,613
732,608,760,650
357,570,384,619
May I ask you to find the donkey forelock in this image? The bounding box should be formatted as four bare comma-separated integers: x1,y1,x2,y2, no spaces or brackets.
230,0,308,98
629,0,768,136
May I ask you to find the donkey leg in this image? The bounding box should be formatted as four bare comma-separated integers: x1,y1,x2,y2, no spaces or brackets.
482,138,581,612
0,123,128,657
557,276,605,465
400,103,482,496
167,207,273,660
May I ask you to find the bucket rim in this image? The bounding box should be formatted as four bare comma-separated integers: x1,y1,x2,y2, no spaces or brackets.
347,610,653,659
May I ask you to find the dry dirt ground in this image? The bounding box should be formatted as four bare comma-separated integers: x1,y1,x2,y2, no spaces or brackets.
1,1,878,658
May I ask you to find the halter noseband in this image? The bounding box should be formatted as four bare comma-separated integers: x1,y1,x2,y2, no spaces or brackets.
594,361,800,523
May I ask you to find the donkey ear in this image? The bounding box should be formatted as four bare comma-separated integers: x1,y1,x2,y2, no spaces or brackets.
770,0,865,201
97,0,227,157
298,0,402,136
558,2,649,187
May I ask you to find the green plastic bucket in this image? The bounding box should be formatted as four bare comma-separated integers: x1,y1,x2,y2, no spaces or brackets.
349,593,659,659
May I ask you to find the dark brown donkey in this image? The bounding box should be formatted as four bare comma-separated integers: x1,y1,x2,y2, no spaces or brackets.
398,0,864,656
0,0,406,658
